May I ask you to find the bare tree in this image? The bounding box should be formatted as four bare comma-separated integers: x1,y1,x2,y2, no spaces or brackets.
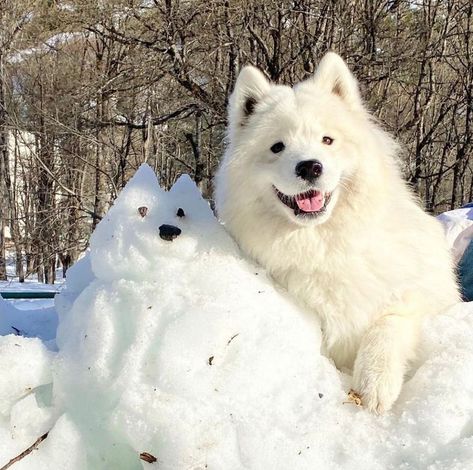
1,0,472,282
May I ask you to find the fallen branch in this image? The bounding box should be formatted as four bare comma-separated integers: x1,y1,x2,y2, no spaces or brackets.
0,432,49,470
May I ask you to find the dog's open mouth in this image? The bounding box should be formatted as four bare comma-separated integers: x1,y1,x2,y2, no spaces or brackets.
273,186,331,217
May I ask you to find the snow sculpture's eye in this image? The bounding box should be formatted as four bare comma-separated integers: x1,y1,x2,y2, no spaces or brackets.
138,206,148,217
270,142,285,154
322,136,334,145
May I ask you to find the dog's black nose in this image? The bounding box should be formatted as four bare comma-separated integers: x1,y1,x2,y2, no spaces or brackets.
295,160,323,181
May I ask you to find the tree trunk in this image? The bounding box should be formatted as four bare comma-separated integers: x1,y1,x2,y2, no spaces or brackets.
0,53,8,279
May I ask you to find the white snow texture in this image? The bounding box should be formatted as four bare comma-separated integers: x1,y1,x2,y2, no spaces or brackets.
1,164,473,469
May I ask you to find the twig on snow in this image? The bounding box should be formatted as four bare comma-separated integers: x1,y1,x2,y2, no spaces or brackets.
0,432,49,470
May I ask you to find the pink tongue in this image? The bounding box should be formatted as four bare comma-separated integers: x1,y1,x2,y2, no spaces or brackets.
295,192,324,212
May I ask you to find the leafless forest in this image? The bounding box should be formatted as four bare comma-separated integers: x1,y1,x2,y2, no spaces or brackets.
0,0,471,283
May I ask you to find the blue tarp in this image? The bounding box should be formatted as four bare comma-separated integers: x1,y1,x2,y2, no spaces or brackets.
459,240,473,301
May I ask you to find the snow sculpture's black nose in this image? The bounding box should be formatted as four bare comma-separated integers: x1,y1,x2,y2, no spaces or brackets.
159,224,181,241
295,160,323,182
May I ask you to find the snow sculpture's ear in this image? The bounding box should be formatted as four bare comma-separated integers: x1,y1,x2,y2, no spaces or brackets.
229,65,271,127
312,52,363,110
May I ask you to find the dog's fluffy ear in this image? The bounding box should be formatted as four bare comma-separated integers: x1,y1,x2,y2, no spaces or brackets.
229,66,271,127
312,52,363,110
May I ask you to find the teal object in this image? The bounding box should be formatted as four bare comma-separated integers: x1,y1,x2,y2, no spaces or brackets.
458,240,473,301
0,291,57,299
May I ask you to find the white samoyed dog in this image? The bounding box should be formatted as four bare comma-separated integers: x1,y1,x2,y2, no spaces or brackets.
214,52,460,413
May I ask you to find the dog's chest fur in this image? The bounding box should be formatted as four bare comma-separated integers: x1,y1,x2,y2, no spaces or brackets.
224,203,455,370
244,224,387,368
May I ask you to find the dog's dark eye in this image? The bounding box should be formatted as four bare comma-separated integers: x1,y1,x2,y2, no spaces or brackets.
322,136,334,145
270,142,285,153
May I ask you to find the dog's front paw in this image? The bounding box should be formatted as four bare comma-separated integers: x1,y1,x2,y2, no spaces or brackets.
352,357,404,414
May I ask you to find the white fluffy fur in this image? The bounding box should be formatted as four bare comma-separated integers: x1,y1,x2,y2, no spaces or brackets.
215,52,460,413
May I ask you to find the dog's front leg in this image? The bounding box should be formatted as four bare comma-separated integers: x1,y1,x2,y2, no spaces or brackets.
352,311,420,413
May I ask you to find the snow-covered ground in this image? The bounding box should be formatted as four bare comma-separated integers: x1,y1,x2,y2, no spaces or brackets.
1,164,473,469
0,297,56,344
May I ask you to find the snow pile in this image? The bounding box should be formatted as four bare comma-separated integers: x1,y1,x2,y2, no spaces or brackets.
0,300,58,466
0,334,55,463
1,164,473,469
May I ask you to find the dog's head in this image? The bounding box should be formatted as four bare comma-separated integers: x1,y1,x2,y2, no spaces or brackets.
218,52,389,228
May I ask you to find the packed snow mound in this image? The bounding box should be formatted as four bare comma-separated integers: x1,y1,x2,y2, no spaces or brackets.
0,335,53,417
2,164,473,469
0,335,56,465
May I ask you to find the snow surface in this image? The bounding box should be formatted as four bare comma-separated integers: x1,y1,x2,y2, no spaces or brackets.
0,296,57,344
1,164,473,469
